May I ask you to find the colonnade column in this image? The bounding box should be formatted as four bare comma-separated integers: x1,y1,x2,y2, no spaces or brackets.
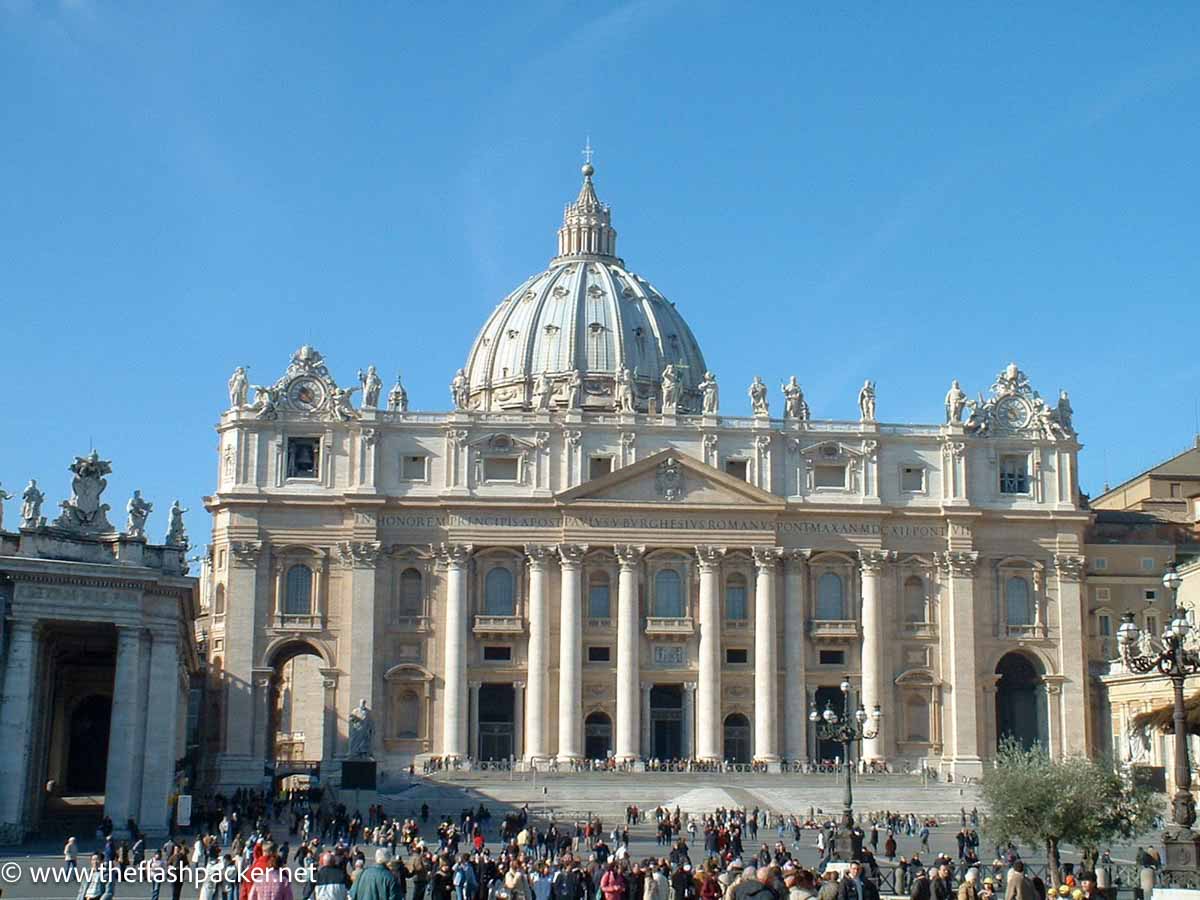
752,546,781,766
783,550,811,762
557,545,587,764
859,550,890,762
614,545,645,763
695,545,725,762
939,549,982,777
138,628,180,832
104,626,147,830
0,622,40,840
524,544,552,765
439,543,473,759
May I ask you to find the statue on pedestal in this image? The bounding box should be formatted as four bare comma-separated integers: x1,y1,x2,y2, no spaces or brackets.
0,484,12,531
450,369,469,410
566,369,583,409
228,367,249,409
348,699,375,758
20,480,44,529
749,376,769,416
358,366,382,410
661,364,680,414
387,374,408,413
165,500,188,548
532,372,552,411
945,380,967,424
782,376,809,420
701,371,720,415
858,380,876,422
1056,390,1074,433
615,367,636,413
125,490,153,538
54,451,114,533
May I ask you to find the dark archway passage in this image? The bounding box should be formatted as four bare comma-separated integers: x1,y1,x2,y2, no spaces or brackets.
996,652,1048,750
723,713,751,764
584,711,612,760
66,695,111,792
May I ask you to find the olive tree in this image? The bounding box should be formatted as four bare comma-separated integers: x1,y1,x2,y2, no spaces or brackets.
981,739,1160,886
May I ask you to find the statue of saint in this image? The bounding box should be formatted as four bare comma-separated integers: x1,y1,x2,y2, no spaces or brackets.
781,376,808,420
348,698,375,758
387,374,408,413
358,366,383,410
0,484,12,531
944,379,967,424
1127,722,1151,764
251,384,278,420
125,490,153,538
450,369,469,410
700,371,719,415
566,369,583,409
748,376,769,416
165,500,188,547
615,367,636,413
1056,390,1074,432
20,480,44,529
228,367,249,408
531,372,552,411
858,380,876,422
661,364,680,414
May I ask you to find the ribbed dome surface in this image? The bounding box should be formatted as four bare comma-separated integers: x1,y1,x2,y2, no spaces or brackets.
462,166,708,412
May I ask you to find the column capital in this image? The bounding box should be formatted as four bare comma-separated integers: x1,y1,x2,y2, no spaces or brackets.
752,546,782,570
684,681,697,691
513,680,526,690
615,544,646,570
859,549,895,576
336,540,383,568
695,545,726,572
936,550,979,577
524,544,555,569
557,543,588,567
1054,554,1086,583
434,542,474,568
230,540,265,568
115,624,145,642
782,548,812,571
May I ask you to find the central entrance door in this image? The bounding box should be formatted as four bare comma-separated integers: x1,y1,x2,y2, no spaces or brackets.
813,685,846,763
478,684,515,760
584,711,613,759
650,684,683,760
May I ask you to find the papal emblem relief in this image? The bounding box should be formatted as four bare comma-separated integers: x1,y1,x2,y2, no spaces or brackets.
655,458,684,501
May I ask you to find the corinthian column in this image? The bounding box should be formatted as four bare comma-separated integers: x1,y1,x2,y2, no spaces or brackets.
438,543,473,759
695,545,725,762
783,550,811,762
524,544,552,765
753,546,781,766
557,544,588,763
859,549,892,762
614,545,645,763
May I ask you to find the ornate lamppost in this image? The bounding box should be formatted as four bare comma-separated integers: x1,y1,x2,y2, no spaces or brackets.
1117,562,1200,883
809,677,881,860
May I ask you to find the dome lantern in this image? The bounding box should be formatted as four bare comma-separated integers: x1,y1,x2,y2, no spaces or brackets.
554,163,618,262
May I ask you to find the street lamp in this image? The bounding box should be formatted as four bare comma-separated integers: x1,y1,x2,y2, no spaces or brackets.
1118,561,1200,882
809,677,881,860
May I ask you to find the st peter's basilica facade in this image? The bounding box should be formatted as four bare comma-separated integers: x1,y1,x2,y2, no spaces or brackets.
201,163,1089,787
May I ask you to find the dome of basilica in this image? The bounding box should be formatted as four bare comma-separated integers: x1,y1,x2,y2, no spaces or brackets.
461,163,708,413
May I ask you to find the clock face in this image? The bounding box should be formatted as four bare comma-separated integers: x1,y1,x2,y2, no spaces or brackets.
287,377,326,411
994,395,1031,431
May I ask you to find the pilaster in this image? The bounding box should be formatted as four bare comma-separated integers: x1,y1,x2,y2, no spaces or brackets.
783,550,811,762
338,540,383,757
937,550,983,777
436,543,472,758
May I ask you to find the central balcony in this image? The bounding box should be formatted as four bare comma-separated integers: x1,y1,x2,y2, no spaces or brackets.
808,619,860,642
473,614,524,636
645,616,695,639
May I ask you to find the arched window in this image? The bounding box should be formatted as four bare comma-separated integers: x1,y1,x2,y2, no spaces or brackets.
654,569,684,618
588,572,611,619
484,567,515,616
396,690,421,739
903,576,926,623
214,584,226,616
398,568,423,617
725,574,748,621
284,565,313,615
816,572,845,620
906,696,930,743
1006,576,1033,627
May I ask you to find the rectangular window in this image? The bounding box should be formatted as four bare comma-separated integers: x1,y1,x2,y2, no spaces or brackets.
725,648,749,665
814,465,847,489
483,457,519,482
286,437,320,479
589,456,613,480
1099,615,1112,637
587,645,611,663
999,455,1029,494
400,455,428,481
218,548,227,569
396,643,422,661
1145,589,1157,602
725,459,749,481
1095,587,1111,602
482,645,512,662
1093,558,1108,571
818,649,846,666
1141,557,1156,572
900,466,925,493
1170,483,1182,498
1146,615,1159,636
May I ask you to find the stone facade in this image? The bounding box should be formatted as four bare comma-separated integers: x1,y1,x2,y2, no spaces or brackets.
201,164,1092,787
0,453,197,841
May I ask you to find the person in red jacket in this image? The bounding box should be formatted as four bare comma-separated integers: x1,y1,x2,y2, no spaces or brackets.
600,864,627,900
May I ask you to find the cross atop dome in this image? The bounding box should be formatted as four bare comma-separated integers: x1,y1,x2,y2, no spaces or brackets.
556,152,617,261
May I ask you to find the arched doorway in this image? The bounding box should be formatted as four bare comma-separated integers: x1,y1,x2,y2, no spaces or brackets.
584,711,612,759
649,684,683,759
995,652,1048,750
723,713,751,764
268,644,327,763
478,684,515,760
66,695,112,792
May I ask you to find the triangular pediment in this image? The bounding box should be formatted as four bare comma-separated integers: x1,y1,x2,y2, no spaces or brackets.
556,448,785,508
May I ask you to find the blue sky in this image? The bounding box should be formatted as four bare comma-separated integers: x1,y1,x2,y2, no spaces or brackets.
3,1,1199,538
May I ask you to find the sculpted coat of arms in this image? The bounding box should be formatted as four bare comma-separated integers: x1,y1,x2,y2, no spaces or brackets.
655,458,684,501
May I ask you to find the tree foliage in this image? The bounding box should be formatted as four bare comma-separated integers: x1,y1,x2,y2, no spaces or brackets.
982,740,1160,879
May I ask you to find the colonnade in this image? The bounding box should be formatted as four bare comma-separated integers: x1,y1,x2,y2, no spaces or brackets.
435,543,889,766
